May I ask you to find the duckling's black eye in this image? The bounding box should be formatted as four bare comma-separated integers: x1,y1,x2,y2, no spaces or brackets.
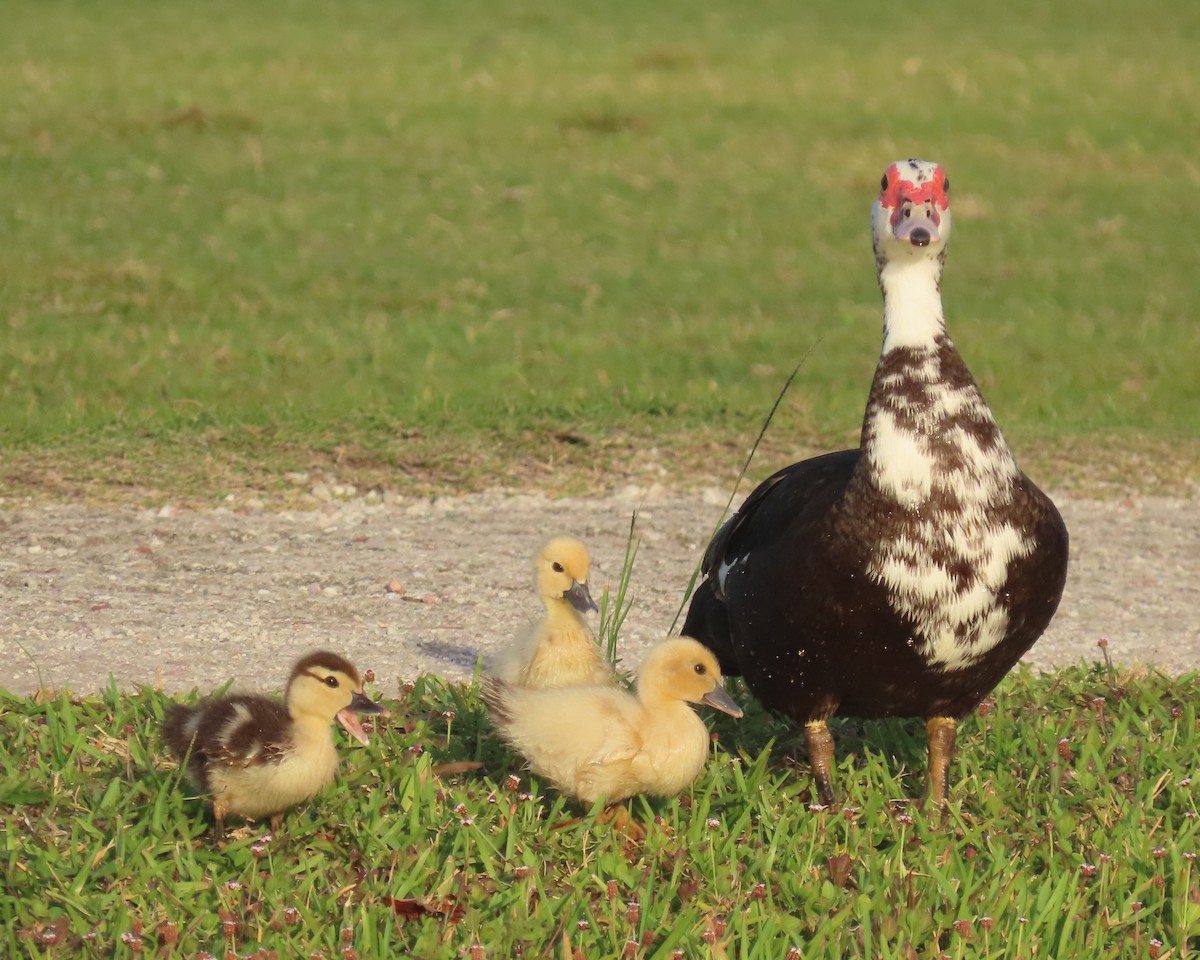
880,174,889,191
552,562,565,573
942,177,950,193
693,663,707,675
324,675,339,688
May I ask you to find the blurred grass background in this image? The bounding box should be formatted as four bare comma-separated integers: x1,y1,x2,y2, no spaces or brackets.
2,0,1198,501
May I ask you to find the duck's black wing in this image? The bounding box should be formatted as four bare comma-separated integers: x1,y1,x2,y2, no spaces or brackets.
683,449,859,676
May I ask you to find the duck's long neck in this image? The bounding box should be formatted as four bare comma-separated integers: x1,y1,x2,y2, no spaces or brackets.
858,254,1017,508
878,256,946,353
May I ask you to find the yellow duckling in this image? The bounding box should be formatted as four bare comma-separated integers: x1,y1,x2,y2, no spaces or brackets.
491,536,613,689
162,650,383,839
483,636,743,806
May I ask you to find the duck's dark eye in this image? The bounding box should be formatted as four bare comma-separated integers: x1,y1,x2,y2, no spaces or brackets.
693,663,707,675
324,675,339,688
880,174,889,191
552,562,565,573
942,177,950,193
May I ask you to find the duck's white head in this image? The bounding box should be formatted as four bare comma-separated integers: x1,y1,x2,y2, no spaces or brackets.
871,159,954,350
286,650,384,744
637,637,743,717
535,537,598,614
871,158,952,266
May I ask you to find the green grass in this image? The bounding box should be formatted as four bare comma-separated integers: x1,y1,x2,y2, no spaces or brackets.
3,0,1199,501
1,666,1197,958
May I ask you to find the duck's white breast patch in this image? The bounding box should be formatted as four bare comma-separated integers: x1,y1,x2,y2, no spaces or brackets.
871,410,935,505
871,516,1033,671
863,341,1031,672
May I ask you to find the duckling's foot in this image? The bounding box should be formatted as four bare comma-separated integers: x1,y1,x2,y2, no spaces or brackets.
804,720,837,807
598,804,646,842
269,813,284,835
923,716,957,811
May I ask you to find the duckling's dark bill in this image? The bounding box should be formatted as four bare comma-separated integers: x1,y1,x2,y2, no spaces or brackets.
702,685,743,718
565,580,599,615
336,691,385,746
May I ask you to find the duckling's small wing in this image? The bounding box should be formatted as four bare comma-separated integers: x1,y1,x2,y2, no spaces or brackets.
484,681,645,802
575,745,643,803
198,696,292,769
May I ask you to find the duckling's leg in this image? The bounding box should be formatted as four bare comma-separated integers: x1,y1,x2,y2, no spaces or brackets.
924,716,957,807
212,798,229,842
804,720,836,806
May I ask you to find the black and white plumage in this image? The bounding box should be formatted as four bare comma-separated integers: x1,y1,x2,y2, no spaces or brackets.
682,159,1069,805
163,650,383,838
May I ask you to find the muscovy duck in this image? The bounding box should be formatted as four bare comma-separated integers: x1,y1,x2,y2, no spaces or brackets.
682,159,1069,805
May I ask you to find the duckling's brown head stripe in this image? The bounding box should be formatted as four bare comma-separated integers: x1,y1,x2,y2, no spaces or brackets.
291,650,361,687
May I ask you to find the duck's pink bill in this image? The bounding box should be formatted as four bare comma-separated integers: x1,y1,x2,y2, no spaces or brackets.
337,709,371,746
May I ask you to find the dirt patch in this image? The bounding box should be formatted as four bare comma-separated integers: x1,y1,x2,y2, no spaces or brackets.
1,488,1195,697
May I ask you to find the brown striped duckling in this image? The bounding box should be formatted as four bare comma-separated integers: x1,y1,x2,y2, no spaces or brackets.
483,636,742,806
162,650,383,839
490,537,613,689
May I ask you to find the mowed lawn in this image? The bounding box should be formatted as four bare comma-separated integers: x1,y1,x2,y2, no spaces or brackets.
1,0,1198,501
3,667,1198,958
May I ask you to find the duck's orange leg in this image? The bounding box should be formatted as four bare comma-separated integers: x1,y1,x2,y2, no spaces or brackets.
925,716,957,808
804,720,837,806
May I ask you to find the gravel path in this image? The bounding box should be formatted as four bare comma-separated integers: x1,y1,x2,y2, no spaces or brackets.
1,488,1196,696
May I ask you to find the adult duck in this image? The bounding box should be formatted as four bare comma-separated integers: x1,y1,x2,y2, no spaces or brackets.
682,159,1069,806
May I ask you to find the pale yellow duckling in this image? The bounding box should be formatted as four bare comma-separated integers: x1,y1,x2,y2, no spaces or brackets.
162,650,383,839
483,636,743,806
491,536,613,689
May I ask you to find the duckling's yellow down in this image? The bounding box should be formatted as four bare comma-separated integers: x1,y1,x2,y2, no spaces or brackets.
491,537,613,689
484,637,742,805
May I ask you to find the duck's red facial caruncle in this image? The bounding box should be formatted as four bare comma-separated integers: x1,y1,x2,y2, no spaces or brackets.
878,160,951,247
